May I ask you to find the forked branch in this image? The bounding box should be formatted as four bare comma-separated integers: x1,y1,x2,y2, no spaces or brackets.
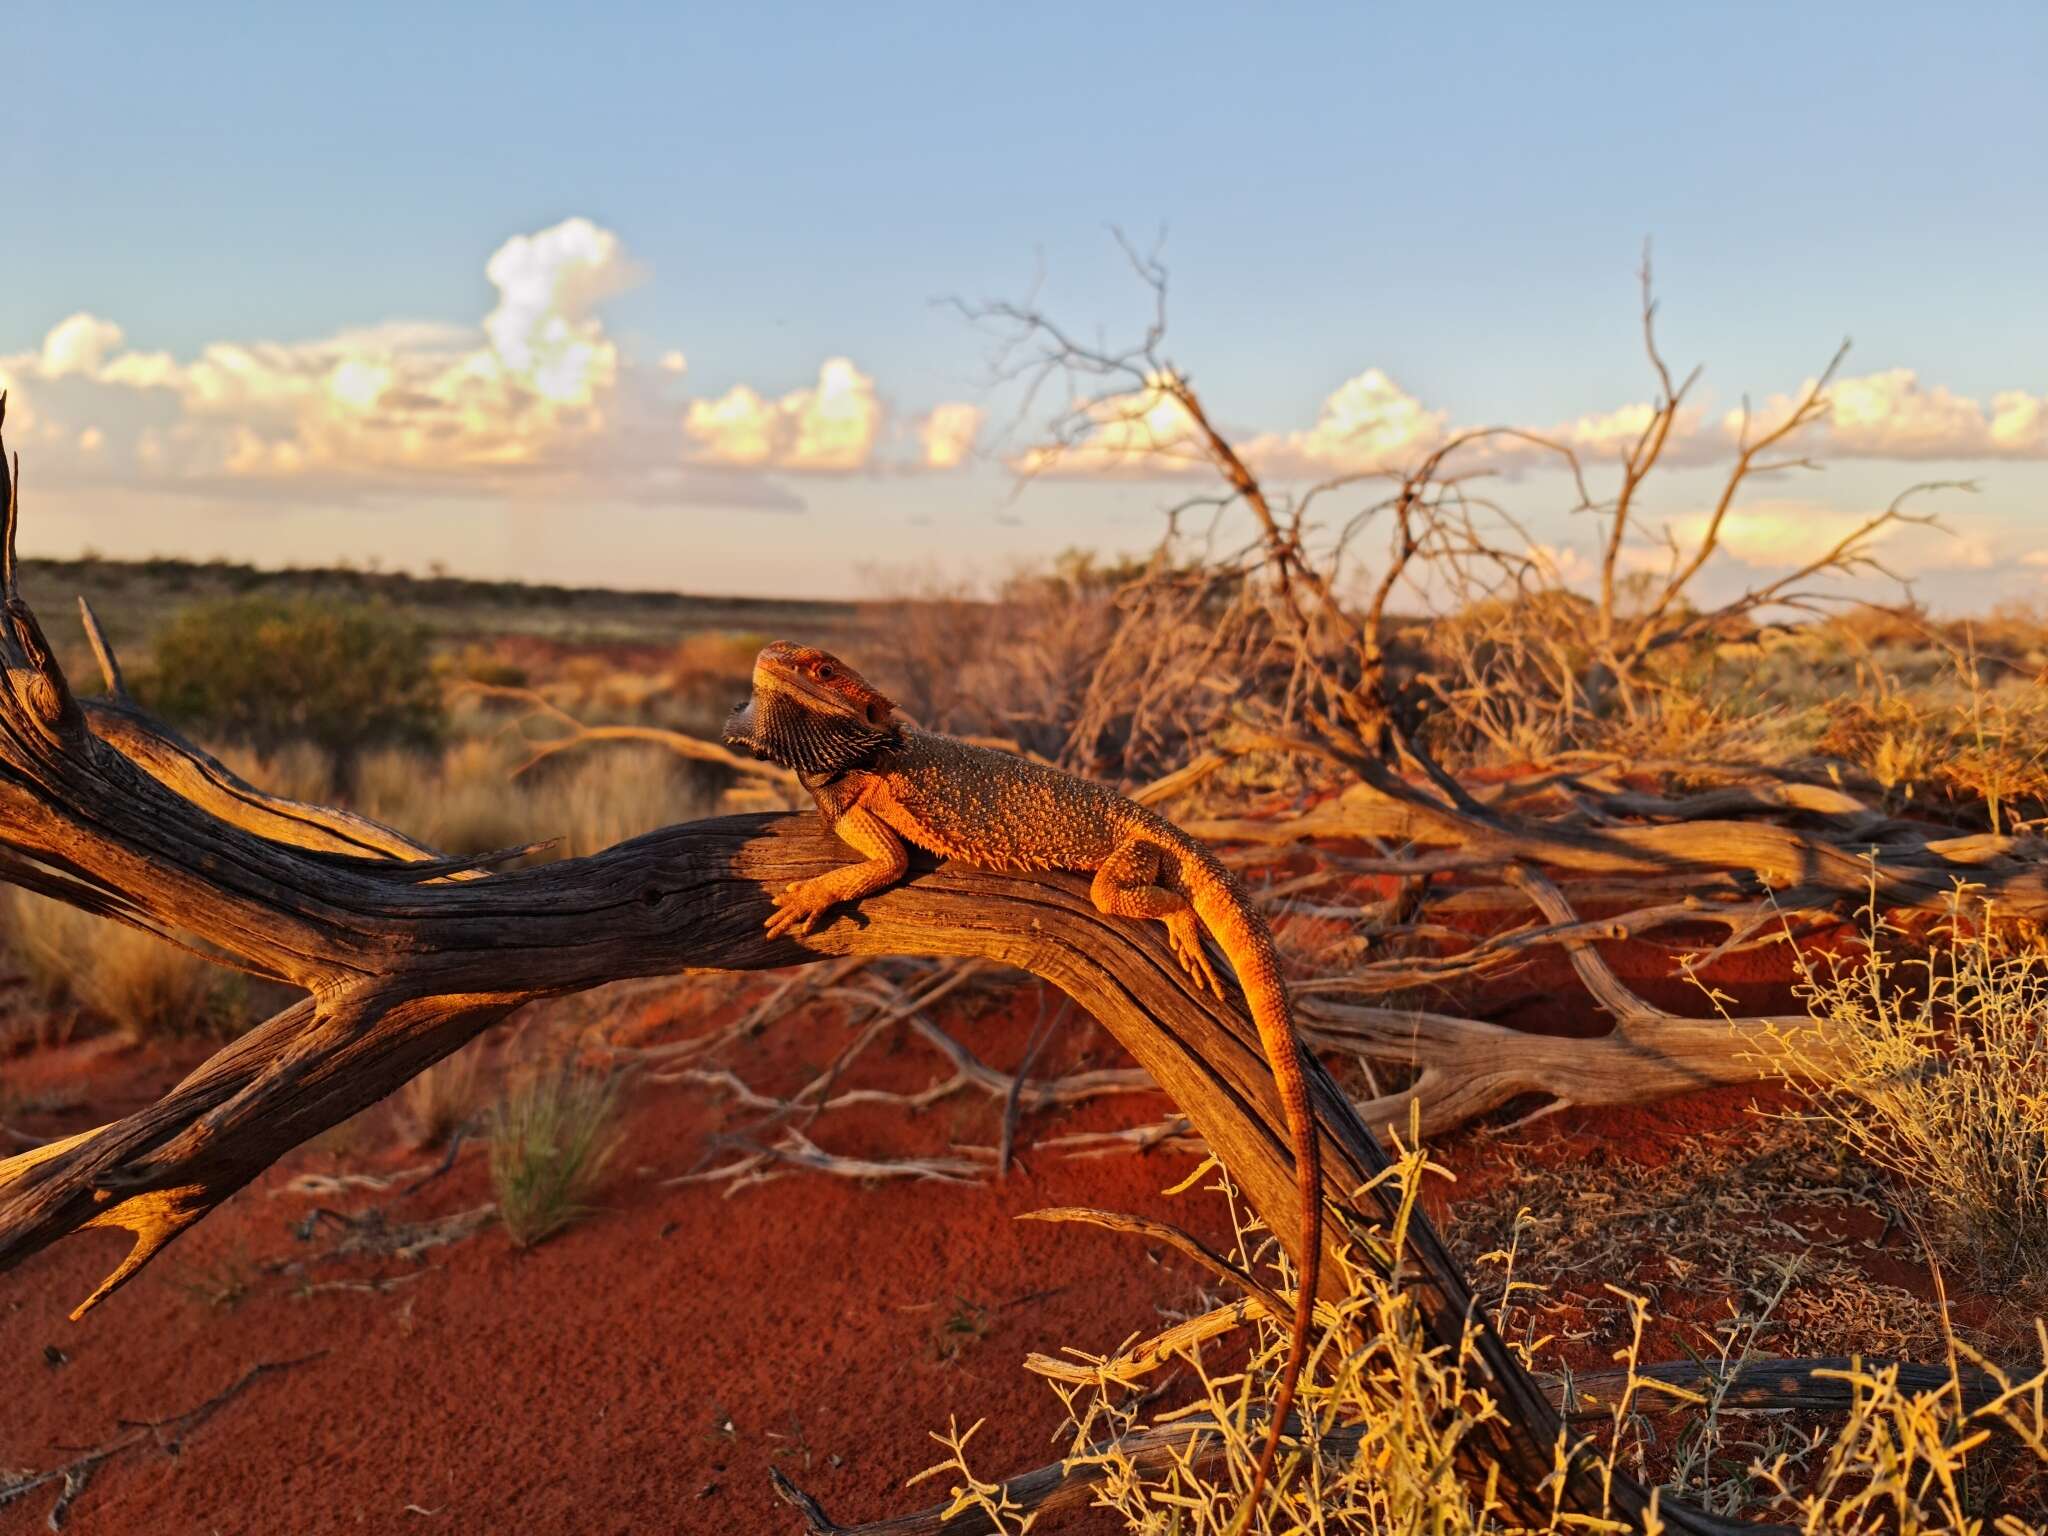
0,406,1726,1531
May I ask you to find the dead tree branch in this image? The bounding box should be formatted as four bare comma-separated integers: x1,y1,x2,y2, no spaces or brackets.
0,410,1728,1532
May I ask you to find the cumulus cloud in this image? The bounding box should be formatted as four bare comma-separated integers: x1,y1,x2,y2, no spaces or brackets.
8,223,2041,537
2,219,637,482
1029,361,2047,484
1663,499,1992,573
1012,374,1213,478
683,357,883,473
1733,370,2048,461
0,219,981,498
481,218,638,400
917,402,984,470
1242,369,1448,478
38,313,128,378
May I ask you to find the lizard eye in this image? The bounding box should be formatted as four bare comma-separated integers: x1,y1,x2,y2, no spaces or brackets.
816,663,836,681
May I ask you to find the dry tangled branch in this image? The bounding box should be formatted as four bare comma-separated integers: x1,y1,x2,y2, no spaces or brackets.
967,239,1963,776
454,678,799,792
0,407,1758,1532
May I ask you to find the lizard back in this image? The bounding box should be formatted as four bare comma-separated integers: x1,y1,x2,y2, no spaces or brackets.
861,728,1151,872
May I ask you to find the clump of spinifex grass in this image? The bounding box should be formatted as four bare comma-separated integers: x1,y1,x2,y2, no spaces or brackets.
394,1041,488,1148
1758,906,2048,1293
488,1064,624,1249
4,889,246,1042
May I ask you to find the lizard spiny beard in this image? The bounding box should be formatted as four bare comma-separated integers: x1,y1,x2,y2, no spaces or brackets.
728,685,896,777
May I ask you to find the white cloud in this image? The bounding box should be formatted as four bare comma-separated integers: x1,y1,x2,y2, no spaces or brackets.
38,313,127,378
2,220,637,482
0,221,978,495
1013,373,1213,478
1242,368,1448,478
1733,370,2048,461
1025,359,2048,485
917,402,983,470
481,217,636,403
683,356,883,472
5,229,2041,545
1664,499,1992,573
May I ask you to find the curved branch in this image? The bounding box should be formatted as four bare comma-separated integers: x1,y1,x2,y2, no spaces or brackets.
0,410,1726,1532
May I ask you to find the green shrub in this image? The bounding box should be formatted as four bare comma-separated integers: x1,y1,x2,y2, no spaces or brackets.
136,595,442,763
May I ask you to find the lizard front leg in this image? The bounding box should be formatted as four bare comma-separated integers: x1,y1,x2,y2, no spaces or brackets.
767,802,909,939
1088,836,1227,1001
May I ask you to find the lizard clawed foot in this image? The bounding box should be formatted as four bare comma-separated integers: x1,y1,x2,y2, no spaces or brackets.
764,877,842,940
1165,913,1229,1002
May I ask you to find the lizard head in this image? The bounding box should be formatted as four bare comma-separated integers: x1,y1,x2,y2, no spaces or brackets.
723,641,900,776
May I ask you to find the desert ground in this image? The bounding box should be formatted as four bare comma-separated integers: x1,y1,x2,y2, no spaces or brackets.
4,510,2047,1536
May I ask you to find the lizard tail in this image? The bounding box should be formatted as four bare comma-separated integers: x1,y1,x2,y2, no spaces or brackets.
1192,882,1323,1531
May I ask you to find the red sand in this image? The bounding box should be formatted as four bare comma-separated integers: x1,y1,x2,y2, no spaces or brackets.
0,932,1934,1536
4,998,1254,1535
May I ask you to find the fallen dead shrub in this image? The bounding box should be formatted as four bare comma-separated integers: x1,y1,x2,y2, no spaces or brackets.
917,1130,2048,1532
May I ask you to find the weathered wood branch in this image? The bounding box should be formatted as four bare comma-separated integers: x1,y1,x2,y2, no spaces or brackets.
1187,777,2048,915
0,415,1734,1531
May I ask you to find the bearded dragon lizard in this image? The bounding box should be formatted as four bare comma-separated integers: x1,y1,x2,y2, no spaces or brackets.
725,641,1323,1521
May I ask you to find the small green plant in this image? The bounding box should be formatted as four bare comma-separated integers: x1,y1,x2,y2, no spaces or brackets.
933,1296,992,1363
488,1064,624,1248
169,1244,253,1311
136,594,443,765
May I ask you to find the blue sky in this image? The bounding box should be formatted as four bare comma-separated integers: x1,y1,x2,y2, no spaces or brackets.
5,3,2043,606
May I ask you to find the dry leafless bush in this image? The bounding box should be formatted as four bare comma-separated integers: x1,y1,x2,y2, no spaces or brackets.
904,1145,2048,1533
960,241,1965,780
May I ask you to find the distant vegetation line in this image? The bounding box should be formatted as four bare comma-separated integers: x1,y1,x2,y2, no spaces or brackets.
15,554,870,657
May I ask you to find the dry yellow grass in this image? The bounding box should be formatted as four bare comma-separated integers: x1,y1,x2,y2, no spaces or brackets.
219,733,720,863
3,890,244,1041
1759,909,2048,1291
923,1134,2048,1533
393,1040,489,1148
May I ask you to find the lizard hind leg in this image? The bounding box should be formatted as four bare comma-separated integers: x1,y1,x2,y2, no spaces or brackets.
1089,837,1228,1002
